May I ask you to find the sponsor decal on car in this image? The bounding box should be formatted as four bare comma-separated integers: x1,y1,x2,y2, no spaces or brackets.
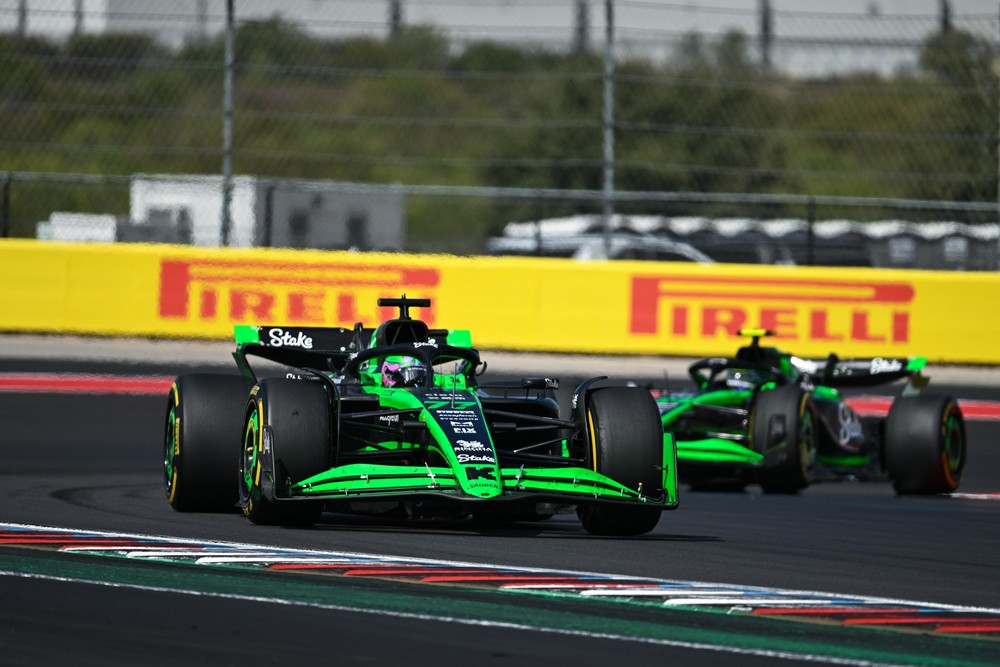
869,357,904,374
458,453,496,464
425,399,479,412
268,328,313,349
454,439,496,464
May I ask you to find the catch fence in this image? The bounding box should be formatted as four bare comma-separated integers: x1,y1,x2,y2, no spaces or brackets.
1,1,998,268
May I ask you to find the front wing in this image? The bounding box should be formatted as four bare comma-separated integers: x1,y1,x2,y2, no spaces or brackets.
677,438,763,466
284,436,679,510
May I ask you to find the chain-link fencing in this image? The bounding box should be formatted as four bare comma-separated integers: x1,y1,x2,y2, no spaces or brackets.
1,1,999,268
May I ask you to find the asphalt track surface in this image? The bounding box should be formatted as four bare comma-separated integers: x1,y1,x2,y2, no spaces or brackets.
1,336,999,666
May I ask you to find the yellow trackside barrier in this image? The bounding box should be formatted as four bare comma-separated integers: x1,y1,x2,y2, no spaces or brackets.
1,239,999,364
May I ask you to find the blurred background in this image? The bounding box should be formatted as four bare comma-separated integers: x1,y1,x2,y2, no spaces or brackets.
2,0,1000,269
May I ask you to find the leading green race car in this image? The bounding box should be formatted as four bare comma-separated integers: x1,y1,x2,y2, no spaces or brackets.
164,296,678,536
651,329,965,495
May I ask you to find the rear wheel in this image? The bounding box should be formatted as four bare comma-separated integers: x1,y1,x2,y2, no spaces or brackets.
164,374,254,512
239,379,330,526
577,387,663,536
885,394,965,494
752,385,817,494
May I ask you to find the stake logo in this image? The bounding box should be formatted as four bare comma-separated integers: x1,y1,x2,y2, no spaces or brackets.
630,275,915,344
158,258,440,326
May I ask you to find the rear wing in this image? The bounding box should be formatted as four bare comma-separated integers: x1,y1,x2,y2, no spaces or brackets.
795,355,928,390
233,325,367,378
232,324,474,379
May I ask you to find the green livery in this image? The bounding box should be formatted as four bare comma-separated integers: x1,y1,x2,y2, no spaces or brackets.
652,329,965,494
165,296,678,536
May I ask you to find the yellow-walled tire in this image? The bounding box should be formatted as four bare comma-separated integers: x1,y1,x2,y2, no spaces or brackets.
577,387,663,536
238,378,329,526
164,374,254,512
753,385,817,494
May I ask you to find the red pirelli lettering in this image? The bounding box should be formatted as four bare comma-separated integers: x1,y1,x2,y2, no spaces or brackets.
288,292,324,323
701,307,746,336
158,258,441,325
630,274,915,344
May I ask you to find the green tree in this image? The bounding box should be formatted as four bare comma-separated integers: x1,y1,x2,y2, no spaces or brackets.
909,28,996,201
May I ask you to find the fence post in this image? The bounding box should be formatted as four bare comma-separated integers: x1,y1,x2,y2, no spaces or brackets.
533,196,544,255
940,0,952,32
389,0,403,36
601,0,615,259
16,0,26,37
573,0,589,54
759,0,772,73
1,173,10,238
220,0,235,247
806,197,816,266
262,183,274,248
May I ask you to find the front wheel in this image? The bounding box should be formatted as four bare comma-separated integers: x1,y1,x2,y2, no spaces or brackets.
885,394,965,494
239,379,330,526
164,374,254,512
752,385,817,494
577,387,663,536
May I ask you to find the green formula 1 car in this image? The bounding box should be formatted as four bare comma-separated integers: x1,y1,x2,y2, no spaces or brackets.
652,329,965,495
164,296,678,536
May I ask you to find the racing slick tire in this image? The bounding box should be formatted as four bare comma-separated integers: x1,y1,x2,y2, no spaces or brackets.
577,387,663,536
884,394,965,495
240,378,329,526
164,374,255,512
752,385,818,494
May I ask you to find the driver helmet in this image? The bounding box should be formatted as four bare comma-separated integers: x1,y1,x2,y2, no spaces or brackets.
381,356,427,387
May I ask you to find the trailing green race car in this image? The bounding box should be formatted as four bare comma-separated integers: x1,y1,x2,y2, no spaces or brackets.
651,329,965,495
164,296,678,536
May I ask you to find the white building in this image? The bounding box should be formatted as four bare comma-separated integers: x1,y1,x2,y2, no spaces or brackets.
128,175,405,249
